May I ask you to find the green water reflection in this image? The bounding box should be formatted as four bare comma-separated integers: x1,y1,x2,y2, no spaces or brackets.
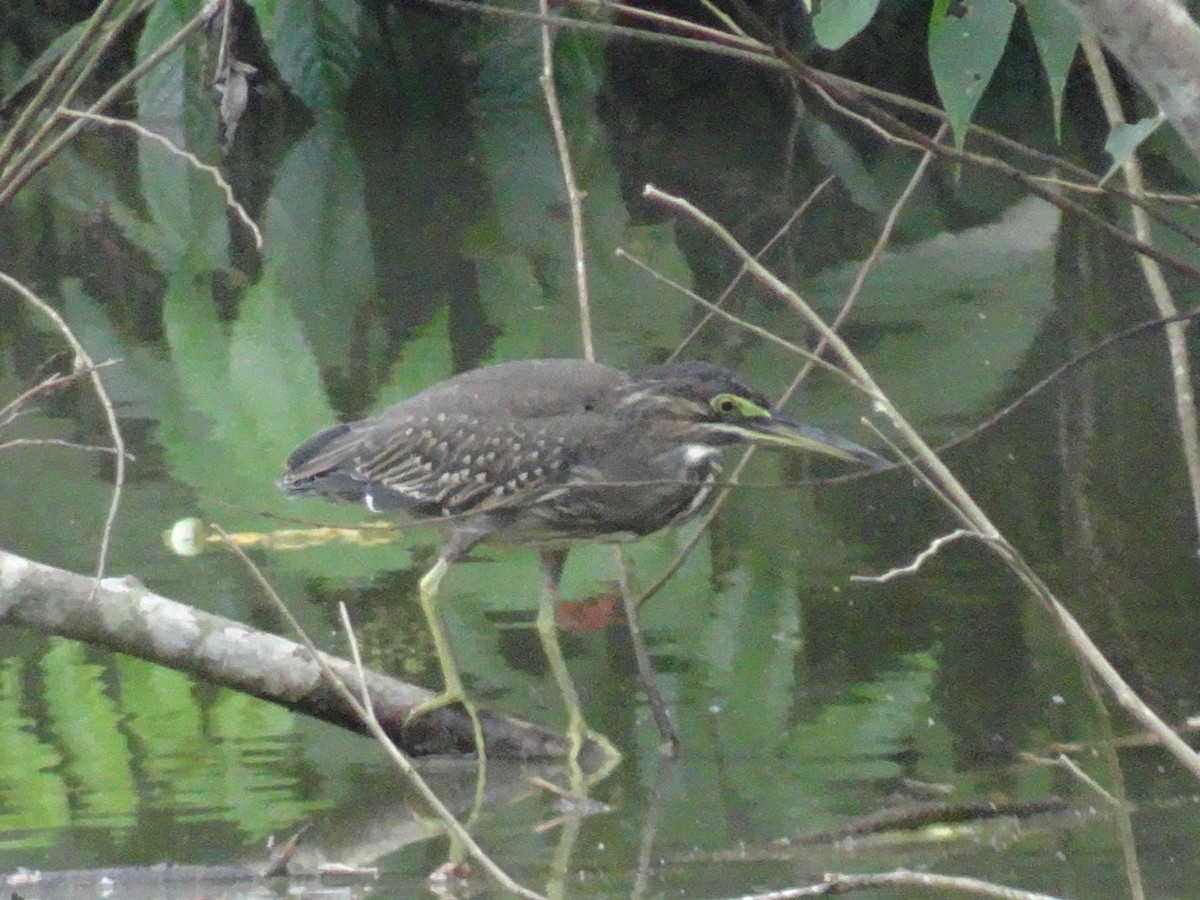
1,4,1199,898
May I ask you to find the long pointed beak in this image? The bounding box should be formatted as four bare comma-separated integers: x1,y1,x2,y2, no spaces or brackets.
749,413,889,470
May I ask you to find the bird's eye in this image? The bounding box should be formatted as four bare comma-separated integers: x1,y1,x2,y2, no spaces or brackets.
710,393,769,418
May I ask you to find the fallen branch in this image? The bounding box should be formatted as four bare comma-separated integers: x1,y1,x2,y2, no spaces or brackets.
721,868,1066,900
0,546,598,763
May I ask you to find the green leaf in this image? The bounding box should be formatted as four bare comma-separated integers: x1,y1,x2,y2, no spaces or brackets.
135,0,229,270
1,17,85,108
801,194,1060,435
264,119,376,388
812,0,881,50
42,641,137,829
786,653,937,781
1023,0,1080,142
0,655,68,844
805,119,885,215
467,32,692,367
1101,114,1167,185
378,306,452,408
246,0,360,109
928,0,1017,147
160,267,331,514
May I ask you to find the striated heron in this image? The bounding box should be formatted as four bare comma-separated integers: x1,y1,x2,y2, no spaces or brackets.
278,358,884,761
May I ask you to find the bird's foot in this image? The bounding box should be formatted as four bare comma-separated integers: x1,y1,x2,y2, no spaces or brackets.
404,689,487,761
404,689,489,821
405,689,468,724
582,729,622,786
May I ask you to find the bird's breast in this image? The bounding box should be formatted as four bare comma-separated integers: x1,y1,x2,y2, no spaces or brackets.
660,442,722,482
680,443,722,468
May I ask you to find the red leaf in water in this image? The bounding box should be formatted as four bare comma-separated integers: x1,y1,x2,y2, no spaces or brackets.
555,592,621,633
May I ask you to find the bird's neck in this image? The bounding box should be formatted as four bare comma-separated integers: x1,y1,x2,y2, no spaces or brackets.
660,443,723,481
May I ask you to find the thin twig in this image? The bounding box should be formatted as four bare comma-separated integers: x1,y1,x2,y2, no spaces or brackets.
214,0,234,84
215,527,547,900
1021,752,1120,807
338,602,376,717
718,868,1067,900
849,529,984,584
631,756,675,900
938,308,1200,454
60,110,263,250
420,0,787,69
615,248,856,387
612,547,680,754
538,0,593,362
0,0,134,174
643,185,1200,784
790,122,947,397
1082,36,1200,549
666,176,835,361
9,0,153,182
859,417,959,515
0,358,121,429
697,0,749,37
805,78,925,151
0,438,127,455
567,0,764,50
0,2,216,207
0,271,125,592
1089,707,1147,900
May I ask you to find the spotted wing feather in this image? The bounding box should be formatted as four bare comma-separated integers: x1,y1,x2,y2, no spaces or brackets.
280,359,630,521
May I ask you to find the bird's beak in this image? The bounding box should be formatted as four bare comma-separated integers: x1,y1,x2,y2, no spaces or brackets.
749,413,889,470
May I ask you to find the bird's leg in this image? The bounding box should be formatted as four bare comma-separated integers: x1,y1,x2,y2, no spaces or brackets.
407,532,486,771
414,557,466,701
409,541,489,833
536,548,621,792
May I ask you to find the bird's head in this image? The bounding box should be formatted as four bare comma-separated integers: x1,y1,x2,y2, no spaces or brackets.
624,361,887,469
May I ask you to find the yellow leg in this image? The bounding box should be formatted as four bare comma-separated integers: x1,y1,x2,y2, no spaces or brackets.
408,557,487,774
536,551,621,793
414,558,464,701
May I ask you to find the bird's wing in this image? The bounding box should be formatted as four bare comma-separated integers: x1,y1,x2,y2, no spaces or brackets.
347,413,580,516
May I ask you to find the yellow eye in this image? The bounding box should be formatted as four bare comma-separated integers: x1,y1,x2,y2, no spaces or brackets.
710,393,769,418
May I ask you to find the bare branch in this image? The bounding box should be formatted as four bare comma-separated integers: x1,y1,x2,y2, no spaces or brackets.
643,185,1200,784
850,530,986,584
1082,36,1200,549
538,0,593,361
0,272,126,590
718,868,1066,899
60,110,263,250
